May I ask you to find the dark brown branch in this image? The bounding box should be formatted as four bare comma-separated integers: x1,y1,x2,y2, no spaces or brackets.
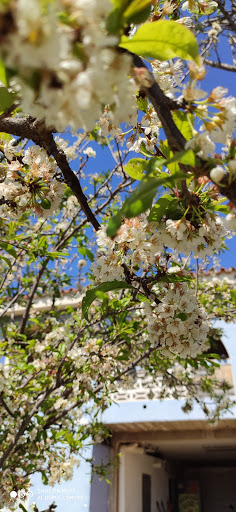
132,54,186,152
38,127,100,232
0,116,100,231
216,0,236,32
0,392,16,418
130,53,236,207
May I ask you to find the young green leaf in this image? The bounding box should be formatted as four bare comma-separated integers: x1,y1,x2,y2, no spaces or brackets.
0,241,17,259
106,212,122,238
107,170,187,237
119,20,200,63
230,289,236,304
122,177,159,217
82,281,134,320
0,60,7,86
0,87,16,113
165,149,195,167
78,246,94,262
40,198,51,209
172,111,194,141
0,254,12,270
148,195,181,223
123,0,152,24
124,158,147,181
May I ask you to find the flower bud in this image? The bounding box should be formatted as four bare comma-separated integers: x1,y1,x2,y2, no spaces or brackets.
224,213,236,231
228,160,236,173
210,166,225,184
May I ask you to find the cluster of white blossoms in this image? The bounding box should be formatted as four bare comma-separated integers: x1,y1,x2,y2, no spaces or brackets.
91,217,165,282
159,213,226,258
186,87,236,159
48,456,79,485
1,0,137,132
127,106,160,154
143,282,209,358
92,211,227,283
182,0,217,14
0,145,65,218
151,59,183,97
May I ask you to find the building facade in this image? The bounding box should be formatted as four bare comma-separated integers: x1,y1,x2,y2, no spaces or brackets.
90,321,236,512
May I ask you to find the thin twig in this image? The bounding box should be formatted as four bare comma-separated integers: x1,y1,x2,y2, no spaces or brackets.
203,58,236,72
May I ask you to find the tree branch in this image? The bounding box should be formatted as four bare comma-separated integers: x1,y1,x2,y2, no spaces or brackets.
0,116,100,231
0,392,16,418
204,58,236,72
43,344,158,429
0,387,52,469
132,54,186,152
131,53,236,206
216,0,236,33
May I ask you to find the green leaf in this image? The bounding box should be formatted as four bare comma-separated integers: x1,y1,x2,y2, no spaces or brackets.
123,0,152,24
177,312,188,321
156,273,192,283
123,170,186,216
41,472,49,485
137,95,148,113
215,204,229,214
48,251,68,259
148,195,181,222
165,149,195,167
19,504,28,512
124,158,147,181
0,60,7,86
230,290,236,304
110,0,131,7
40,198,51,209
0,132,11,142
78,246,94,262
38,236,48,248
0,254,12,269
140,141,156,157
106,0,132,34
119,20,200,63
106,212,122,238
82,281,133,320
0,241,17,259
172,111,194,141
122,177,159,217
107,170,187,236
0,87,15,113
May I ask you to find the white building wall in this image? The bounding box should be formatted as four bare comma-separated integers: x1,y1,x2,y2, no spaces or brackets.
119,446,169,512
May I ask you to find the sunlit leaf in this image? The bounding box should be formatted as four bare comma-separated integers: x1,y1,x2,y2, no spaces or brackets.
0,60,7,86
230,290,236,304
0,241,17,259
124,158,147,181
172,111,194,141
120,20,200,63
148,195,182,222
